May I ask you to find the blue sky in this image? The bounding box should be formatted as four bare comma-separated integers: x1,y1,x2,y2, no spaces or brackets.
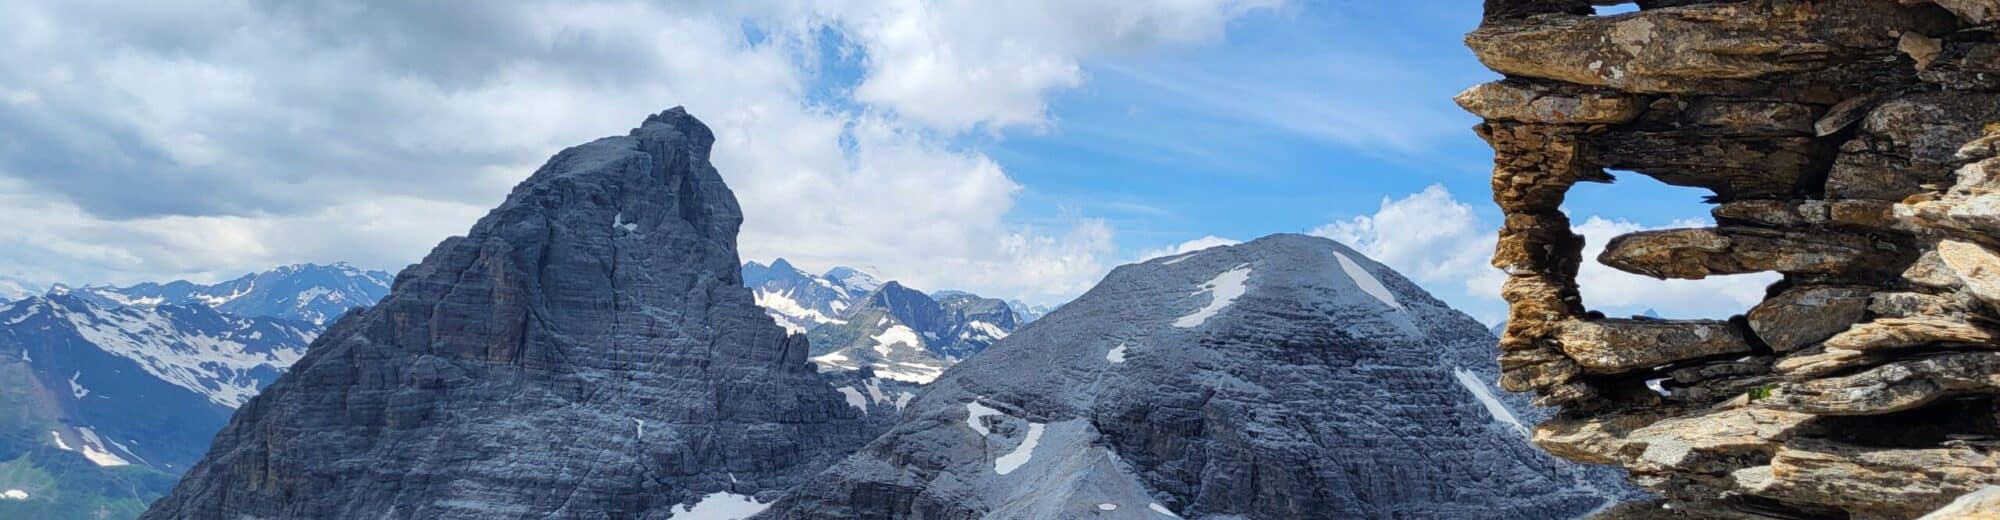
974,2,1767,322
0,0,1771,323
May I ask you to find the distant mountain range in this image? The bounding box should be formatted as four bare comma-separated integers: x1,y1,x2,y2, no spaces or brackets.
0,263,390,518
742,259,1050,384
0,257,1051,517
64,263,394,326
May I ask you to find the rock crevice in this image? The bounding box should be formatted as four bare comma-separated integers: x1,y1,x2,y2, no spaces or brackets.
1465,1,2000,517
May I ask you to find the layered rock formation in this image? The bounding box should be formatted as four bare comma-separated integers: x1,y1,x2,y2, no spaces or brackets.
140,108,876,519
1462,1,2000,517
759,235,1634,519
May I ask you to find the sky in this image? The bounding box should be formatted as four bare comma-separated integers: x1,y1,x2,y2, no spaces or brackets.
0,0,1774,323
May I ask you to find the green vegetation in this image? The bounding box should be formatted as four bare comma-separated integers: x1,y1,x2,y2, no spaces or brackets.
0,453,176,520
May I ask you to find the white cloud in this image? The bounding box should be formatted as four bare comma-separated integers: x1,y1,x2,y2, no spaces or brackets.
803,0,1283,132
1136,235,1241,262
0,1,1274,304
1313,185,1776,322
1569,216,1776,316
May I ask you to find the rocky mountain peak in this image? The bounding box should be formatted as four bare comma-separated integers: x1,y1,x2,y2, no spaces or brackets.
823,266,882,293
140,107,877,519
762,234,1634,519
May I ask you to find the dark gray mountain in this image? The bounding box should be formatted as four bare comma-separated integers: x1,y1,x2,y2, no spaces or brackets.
806,282,1019,384
935,293,1017,359
70,263,393,326
760,234,1635,519
141,108,878,519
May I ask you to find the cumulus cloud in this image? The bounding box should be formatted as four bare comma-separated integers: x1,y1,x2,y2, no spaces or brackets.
1135,235,1242,263
0,0,1275,303
808,0,1283,132
1312,185,1776,322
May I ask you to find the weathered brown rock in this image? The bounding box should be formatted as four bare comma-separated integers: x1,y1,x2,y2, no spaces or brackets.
1456,80,1645,124
1940,239,2000,313
1768,352,2000,415
1756,439,2000,519
1466,0,2000,516
1747,286,1871,353
1465,1,1931,99
1555,318,1754,373
1920,486,2000,520
1597,227,1894,279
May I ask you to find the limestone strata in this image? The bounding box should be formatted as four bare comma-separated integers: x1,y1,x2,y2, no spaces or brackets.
1465,0,2000,517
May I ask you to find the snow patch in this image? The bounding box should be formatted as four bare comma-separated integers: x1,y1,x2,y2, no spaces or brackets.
862,379,888,405
48,431,70,451
965,401,1001,436
1332,252,1402,310
966,320,1009,340
1173,264,1253,328
614,212,639,232
74,427,131,466
667,492,768,519
870,325,922,356
1106,344,1128,363
60,303,306,407
1453,367,1528,436
5,305,37,325
1098,503,1118,511
753,289,843,333
893,392,914,411
0,489,25,500
293,286,332,306
836,386,868,411
67,371,88,399
1149,503,1182,517
993,422,1044,475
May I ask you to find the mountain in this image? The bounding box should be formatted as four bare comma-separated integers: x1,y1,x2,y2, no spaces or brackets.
70,263,392,326
741,261,1032,383
805,282,1019,384
0,294,316,518
761,234,1635,519
742,259,866,334
142,108,880,519
0,278,38,305
1007,299,1052,323
823,266,882,294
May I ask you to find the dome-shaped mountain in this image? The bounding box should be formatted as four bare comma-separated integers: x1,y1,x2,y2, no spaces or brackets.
759,234,1634,519
140,108,879,519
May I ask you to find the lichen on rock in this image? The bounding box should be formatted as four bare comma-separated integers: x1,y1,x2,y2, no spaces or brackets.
1463,1,2000,517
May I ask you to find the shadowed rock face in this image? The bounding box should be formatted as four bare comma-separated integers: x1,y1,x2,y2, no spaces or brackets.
759,235,1635,520
140,108,877,519
1464,1,2000,517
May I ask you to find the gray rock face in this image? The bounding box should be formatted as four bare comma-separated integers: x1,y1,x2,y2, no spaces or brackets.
760,234,1636,519
141,108,877,519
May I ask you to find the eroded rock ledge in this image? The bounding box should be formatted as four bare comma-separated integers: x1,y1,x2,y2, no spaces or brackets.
1464,1,2000,518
